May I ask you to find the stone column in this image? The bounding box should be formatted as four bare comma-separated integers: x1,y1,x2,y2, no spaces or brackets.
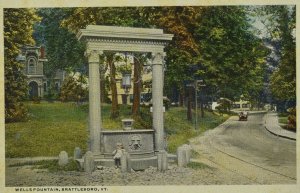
152,52,165,152
86,49,102,155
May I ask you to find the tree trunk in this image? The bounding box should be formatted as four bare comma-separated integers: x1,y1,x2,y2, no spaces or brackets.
100,71,105,103
187,87,193,121
179,87,185,107
200,99,204,118
132,57,142,116
108,55,119,119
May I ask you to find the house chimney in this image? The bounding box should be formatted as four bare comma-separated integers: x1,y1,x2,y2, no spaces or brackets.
40,45,45,59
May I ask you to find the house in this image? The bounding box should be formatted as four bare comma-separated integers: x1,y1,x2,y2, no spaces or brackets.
17,45,65,98
211,98,251,111
231,99,251,110
106,53,152,105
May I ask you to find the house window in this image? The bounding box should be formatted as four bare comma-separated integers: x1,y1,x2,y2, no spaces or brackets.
242,104,249,108
43,83,47,92
232,104,240,109
55,82,59,91
28,58,36,74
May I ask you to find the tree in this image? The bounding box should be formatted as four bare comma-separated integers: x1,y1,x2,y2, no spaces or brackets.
143,7,205,107
194,6,269,102
216,98,232,113
4,8,40,122
106,53,119,119
131,53,150,116
254,5,296,111
269,6,296,102
59,73,88,104
34,8,86,99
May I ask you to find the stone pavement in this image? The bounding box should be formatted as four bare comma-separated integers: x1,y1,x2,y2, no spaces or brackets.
264,113,296,140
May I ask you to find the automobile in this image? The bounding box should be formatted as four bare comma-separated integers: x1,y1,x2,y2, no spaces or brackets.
239,111,248,121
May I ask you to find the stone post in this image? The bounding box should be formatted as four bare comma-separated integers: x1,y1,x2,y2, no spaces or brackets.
58,151,69,166
73,147,82,160
120,150,128,173
177,146,187,167
83,151,95,173
177,144,192,167
126,152,132,173
86,49,102,155
151,52,165,152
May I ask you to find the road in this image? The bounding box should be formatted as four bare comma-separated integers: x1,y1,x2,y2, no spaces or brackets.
190,112,296,184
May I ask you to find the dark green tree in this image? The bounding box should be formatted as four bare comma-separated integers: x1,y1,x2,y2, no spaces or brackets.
194,6,269,102
268,6,296,102
34,8,86,99
254,5,296,111
4,8,40,122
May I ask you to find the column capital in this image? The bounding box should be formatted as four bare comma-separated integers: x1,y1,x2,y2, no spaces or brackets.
151,52,166,65
85,49,103,63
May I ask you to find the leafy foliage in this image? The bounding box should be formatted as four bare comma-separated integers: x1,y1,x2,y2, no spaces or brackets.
34,8,86,97
143,7,205,99
216,98,232,113
59,73,88,103
61,6,273,119
255,6,296,109
35,9,86,73
143,7,204,55
268,6,296,101
286,107,296,131
4,8,40,122
194,6,269,100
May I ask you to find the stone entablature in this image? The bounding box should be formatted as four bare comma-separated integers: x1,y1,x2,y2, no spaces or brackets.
77,25,173,41
77,25,173,53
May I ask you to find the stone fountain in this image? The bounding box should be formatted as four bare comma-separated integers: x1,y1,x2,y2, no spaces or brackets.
76,25,173,171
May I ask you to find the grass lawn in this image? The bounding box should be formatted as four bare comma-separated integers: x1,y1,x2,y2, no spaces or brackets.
5,101,229,158
165,108,229,153
278,116,288,125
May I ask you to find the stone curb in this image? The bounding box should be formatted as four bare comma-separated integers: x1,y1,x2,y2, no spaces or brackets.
264,114,296,141
264,125,296,141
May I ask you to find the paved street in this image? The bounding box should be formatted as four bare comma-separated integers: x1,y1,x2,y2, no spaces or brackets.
190,112,296,184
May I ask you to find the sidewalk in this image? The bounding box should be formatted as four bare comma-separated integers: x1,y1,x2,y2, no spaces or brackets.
264,113,296,140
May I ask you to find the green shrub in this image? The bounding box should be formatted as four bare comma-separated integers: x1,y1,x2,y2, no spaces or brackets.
32,96,41,104
216,98,232,113
5,102,28,123
59,74,88,104
287,107,296,131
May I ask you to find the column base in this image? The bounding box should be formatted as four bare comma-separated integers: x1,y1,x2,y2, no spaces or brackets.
156,150,168,171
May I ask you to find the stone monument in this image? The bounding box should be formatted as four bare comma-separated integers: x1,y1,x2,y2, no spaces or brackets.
77,25,173,171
